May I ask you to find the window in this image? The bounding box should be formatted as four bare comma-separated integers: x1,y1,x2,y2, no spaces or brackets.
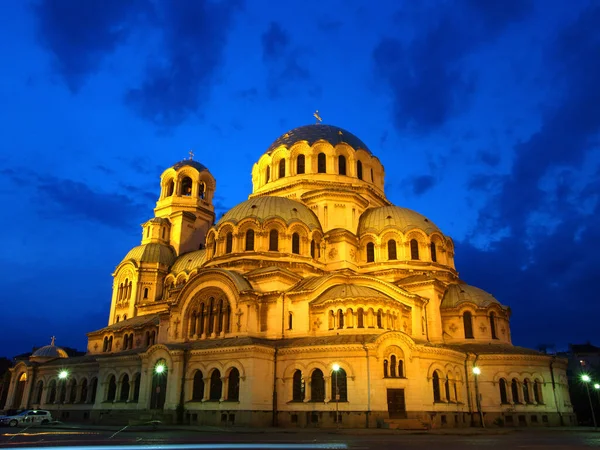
192,371,204,401
120,374,130,401
269,229,278,251
366,242,375,262
80,379,88,403
337,309,344,329
490,312,497,339
35,381,44,404
279,159,285,178
265,166,270,183
292,370,304,402
430,242,437,262
143,288,149,299
47,380,57,403
311,369,325,402
371,168,374,182
69,380,77,403
383,360,389,378
523,380,531,403
310,239,315,258
398,359,404,378
432,371,441,402
357,308,364,328
209,370,222,401
181,177,193,196
107,375,117,401
390,355,397,377
288,312,293,330
245,229,254,251
499,378,508,404
292,233,300,254
331,368,348,402
388,240,397,260
225,232,233,254
511,378,520,403
463,312,474,339
357,160,363,180
410,239,419,260
227,368,240,401
297,154,305,174
534,380,543,403
90,378,98,403
338,155,346,175
317,153,326,173
376,310,383,328
132,373,140,402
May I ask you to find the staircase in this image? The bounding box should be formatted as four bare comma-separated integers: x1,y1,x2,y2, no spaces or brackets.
384,418,428,430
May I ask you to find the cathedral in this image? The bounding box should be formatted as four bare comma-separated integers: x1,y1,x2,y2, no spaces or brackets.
4,124,574,428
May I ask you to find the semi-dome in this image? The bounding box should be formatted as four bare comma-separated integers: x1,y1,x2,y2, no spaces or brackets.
441,284,507,309
30,337,68,362
358,206,441,235
121,243,177,266
217,196,322,230
266,124,371,155
172,159,209,172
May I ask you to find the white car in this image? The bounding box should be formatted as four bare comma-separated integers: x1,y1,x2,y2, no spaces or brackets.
0,410,53,427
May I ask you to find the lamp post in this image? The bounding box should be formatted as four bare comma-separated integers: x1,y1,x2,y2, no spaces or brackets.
582,375,597,429
57,370,68,422
472,367,485,428
332,364,340,427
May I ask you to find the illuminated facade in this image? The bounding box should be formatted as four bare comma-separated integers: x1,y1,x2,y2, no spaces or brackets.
4,124,574,428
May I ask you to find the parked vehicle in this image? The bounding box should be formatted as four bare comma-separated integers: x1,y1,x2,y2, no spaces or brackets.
0,410,53,427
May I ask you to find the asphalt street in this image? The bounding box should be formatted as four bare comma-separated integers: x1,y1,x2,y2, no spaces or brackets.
1,426,600,449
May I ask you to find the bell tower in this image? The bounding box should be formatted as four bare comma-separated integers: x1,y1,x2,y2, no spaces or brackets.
153,154,216,255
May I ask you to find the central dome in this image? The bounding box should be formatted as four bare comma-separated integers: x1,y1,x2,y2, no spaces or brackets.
266,124,371,155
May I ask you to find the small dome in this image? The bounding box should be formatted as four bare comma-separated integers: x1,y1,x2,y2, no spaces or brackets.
31,337,68,361
358,206,441,235
172,159,209,172
170,249,207,274
218,196,322,230
266,124,371,155
441,284,506,309
121,243,177,266
313,284,392,305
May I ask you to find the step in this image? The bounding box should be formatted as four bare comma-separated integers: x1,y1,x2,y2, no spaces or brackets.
384,418,428,430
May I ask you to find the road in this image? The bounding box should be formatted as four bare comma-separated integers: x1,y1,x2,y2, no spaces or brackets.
1,426,600,449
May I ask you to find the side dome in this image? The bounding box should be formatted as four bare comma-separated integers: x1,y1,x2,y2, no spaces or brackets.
172,159,209,172
441,284,507,309
266,124,371,155
121,243,177,266
218,196,322,230
30,338,68,362
358,206,441,235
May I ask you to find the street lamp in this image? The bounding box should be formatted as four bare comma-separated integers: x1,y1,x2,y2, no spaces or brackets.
155,363,166,374
581,374,597,429
332,364,340,427
472,367,485,428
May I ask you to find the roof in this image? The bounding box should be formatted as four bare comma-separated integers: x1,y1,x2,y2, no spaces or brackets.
172,160,209,172
441,283,507,310
31,344,68,360
265,124,371,155
217,196,322,230
170,249,207,274
88,314,160,335
358,206,441,235
439,343,544,356
313,284,392,304
120,243,177,266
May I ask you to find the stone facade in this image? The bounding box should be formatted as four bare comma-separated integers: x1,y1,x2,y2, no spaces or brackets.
3,124,574,428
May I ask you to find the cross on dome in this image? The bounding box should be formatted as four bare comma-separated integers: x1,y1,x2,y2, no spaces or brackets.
50,336,56,346
188,149,194,160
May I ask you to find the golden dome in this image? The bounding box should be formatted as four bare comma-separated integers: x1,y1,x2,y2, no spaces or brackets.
218,196,322,230
313,284,392,305
358,206,441,235
170,249,207,274
121,243,177,266
441,284,507,309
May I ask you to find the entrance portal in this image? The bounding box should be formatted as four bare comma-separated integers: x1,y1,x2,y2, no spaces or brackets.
387,388,406,419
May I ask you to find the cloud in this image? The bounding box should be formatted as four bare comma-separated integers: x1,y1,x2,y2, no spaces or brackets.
33,0,151,92
125,0,243,127
411,175,436,196
261,22,289,61
372,0,532,132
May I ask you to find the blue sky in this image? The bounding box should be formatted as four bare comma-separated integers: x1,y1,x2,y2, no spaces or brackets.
0,0,598,356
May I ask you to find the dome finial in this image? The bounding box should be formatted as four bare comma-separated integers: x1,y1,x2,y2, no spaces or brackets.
188,149,194,160
313,110,323,124
50,335,56,346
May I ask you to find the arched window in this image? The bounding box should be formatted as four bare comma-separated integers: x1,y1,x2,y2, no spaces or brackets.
445,376,451,402
357,160,363,180
209,370,222,401
388,240,397,260
80,379,88,404
198,182,205,199
511,378,520,403
398,359,404,378
499,378,508,404
245,229,254,251
317,152,326,173
410,239,419,260
463,312,474,339
310,239,315,258
390,355,397,377
192,371,204,401
227,368,240,401
69,380,77,403
337,309,344,329
123,315,127,321
47,380,57,403
120,374,130,402
332,368,347,402
278,159,285,178
292,233,300,254
338,155,347,175
116,316,120,324
376,310,383,328
292,370,304,402
371,168,374,182
265,166,270,183
166,179,174,197
383,360,389,378
366,242,375,262
269,229,278,251
90,378,98,404
132,373,141,402
357,308,364,328
490,312,497,339
311,369,325,402
288,312,293,330
225,232,233,254
432,371,441,402
181,177,193,196
143,288,149,299
523,380,531,403
297,154,305,174
162,227,166,239
35,380,44,404
534,380,543,403
107,375,117,402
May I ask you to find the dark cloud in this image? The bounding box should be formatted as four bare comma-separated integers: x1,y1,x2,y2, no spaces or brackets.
125,0,243,127
373,1,532,132
477,150,501,167
261,22,289,61
33,0,150,92
411,175,436,196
